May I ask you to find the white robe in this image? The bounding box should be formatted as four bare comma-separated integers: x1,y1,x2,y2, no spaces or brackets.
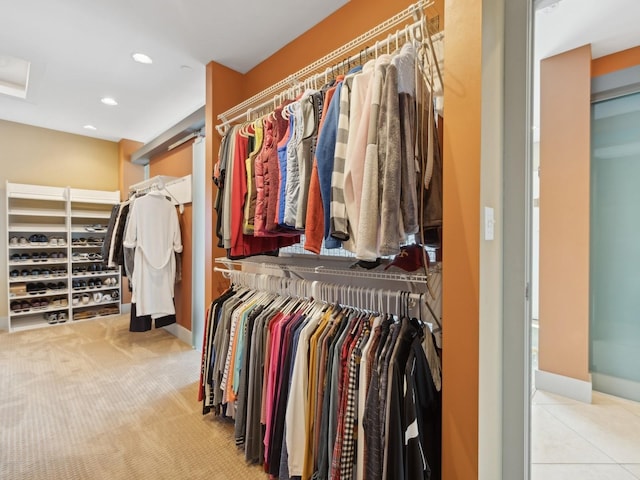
123,192,182,317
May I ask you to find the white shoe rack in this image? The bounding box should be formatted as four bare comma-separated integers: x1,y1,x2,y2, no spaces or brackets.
6,182,122,332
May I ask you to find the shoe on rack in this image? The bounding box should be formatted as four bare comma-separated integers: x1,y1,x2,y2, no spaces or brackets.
45,312,58,325
49,237,58,246
57,312,67,323
10,269,19,277
9,236,18,246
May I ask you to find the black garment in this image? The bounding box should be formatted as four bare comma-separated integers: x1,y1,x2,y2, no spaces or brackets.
384,317,420,480
129,302,176,332
408,334,441,480
112,202,131,272
214,133,232,248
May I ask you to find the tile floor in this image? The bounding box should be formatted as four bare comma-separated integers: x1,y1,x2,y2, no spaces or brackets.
532,389,640,479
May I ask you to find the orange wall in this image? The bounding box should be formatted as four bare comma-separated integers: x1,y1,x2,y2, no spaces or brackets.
592,45,640,77
539,45,592,382
149,143,194,331
442,0,481,477
117,139,145,306
244,0,444,98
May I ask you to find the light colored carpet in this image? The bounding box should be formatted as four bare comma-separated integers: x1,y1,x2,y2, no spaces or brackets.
0,314,267,480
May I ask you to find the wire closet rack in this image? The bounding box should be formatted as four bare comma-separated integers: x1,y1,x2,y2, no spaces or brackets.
215,0,442,135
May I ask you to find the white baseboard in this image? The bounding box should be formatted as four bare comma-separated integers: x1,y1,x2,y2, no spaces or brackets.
0,316,8,332
592,373,640,403
163,322,192,347
535,369,592,403
121,303,131,314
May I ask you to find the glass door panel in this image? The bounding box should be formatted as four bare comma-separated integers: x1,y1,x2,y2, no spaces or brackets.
590,91,640,387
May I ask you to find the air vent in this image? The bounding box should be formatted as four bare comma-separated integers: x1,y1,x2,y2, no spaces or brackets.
0,53,30,99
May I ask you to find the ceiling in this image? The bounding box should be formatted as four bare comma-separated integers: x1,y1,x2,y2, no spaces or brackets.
0,0,638,146
0,0,347,144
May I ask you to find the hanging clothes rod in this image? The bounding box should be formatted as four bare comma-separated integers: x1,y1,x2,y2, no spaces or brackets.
215,266,423,314
216,0,438,135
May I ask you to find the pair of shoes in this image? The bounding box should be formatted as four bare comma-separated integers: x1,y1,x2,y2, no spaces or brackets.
45,311,66,324
49,252,67,260
26,282,46,294
84,225,106,233
50,268,67,277
29,234,48,244
48,237,66,246
73,310,95,321
30,298,49,309
11,301,32,312
51,296,68,307
31,252,49,262
11,253,34,262
103,277,118,286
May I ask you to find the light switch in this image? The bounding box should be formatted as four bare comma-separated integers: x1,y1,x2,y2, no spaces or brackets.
484,206,494,241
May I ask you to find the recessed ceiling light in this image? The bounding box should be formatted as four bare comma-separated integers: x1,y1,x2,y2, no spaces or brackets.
101,97,118,106
132,52,153,64
83,125,97,131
